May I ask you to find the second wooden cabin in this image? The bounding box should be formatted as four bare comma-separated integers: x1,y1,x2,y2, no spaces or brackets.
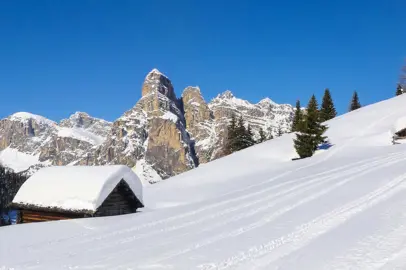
10,165,144,223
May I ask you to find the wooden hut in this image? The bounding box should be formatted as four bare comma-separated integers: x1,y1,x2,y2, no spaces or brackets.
10,165,144,223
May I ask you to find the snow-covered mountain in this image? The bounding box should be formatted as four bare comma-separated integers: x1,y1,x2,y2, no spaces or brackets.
0,112,111,173
0,69,294,183
3,92,406,269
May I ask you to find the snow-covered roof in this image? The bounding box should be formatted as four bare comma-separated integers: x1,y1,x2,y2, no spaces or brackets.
12,165,143,213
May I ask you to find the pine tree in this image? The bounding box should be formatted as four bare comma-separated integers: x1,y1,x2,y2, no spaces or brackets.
396,84,403,96
244,125,256,148
319,88,337,122
292,100,303,132
349,91,361,111
225,114,238,154
294,95,328,159
258,127,267,143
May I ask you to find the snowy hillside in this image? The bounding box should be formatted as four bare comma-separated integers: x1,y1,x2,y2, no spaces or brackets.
2,95,406,269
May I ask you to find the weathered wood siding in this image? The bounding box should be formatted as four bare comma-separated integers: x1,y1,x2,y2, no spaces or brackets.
95,180,142,217
20,210,83,223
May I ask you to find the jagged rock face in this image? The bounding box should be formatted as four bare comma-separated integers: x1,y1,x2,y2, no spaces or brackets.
208,91,294,159
0,112,112,171
182,86,216,163
0,113,57,155
142,68,177,103
60,112,112,139
82,69,197,182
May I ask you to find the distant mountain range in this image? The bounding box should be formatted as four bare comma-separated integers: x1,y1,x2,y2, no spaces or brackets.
0,69,295,183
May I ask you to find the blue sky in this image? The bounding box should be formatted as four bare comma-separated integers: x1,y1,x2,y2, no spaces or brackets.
0,0,405,121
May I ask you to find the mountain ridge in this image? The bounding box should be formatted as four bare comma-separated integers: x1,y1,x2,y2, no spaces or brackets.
0,69,295,183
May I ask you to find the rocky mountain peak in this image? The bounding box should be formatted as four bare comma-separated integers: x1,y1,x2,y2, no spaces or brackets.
9,112,56,127
182,86,201,96
182,86,206,105
258,97,277,107
142,68,176,101
217,90,234,99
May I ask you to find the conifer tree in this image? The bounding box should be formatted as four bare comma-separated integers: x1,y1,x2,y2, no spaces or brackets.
396,84,403,96
292,100,303,132
236,116,246,150
258,127,267,143
244,125,256,148
349,91,361,111
225,114,238,154
294,95,328,159
319,88,337,122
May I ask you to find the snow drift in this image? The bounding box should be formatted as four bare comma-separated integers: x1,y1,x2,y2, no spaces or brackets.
2,95,406,269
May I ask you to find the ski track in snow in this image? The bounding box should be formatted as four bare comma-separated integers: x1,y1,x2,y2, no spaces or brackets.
7,152,406,270
68,152,405,267
139,154,406,269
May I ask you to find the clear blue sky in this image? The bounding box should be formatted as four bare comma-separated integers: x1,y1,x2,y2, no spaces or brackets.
1,0,405,121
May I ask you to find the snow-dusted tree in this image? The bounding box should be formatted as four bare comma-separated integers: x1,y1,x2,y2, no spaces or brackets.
257,127,267,143
396,84,403,96
225,114,238,155
294,95,327,158
320,88,337,122
292,100,303,132
349,91,361,112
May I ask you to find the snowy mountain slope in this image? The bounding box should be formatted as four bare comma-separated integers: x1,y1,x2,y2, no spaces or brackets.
2,95,406,269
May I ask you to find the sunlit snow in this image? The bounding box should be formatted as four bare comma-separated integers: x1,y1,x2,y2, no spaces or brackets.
3,95,406,269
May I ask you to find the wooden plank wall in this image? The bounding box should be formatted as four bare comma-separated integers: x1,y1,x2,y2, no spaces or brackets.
21,210,82,223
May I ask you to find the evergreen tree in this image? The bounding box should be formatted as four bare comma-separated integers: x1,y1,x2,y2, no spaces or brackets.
225,114,238,155
349,91,361,111
292,100,303,132
244,125,256,148
258,127,267,143
294,95,328,159
319,88,337,122
396,84,403,96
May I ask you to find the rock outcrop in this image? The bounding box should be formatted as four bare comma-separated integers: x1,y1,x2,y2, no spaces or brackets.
182,86,216,163
79,69,197,183
0,112,112,170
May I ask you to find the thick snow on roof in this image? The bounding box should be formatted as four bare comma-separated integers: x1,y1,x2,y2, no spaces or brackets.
12,165,143,212
5,95,406,269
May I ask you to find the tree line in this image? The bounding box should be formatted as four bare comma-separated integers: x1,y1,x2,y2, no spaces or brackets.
224,88,362,158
